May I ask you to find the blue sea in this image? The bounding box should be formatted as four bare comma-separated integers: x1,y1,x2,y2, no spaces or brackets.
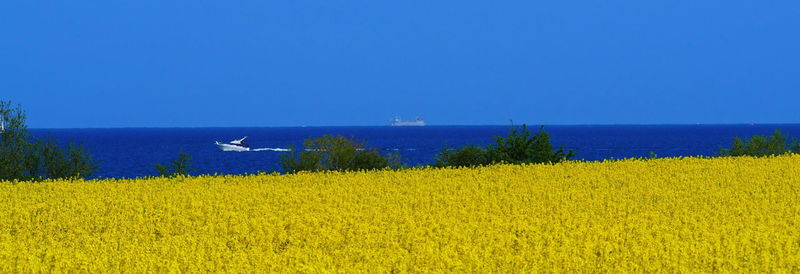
30,124,800,179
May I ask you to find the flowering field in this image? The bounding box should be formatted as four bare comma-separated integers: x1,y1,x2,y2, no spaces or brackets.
1,156,799,272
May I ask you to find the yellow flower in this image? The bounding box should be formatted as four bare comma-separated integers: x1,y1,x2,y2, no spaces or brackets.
1,155,799,271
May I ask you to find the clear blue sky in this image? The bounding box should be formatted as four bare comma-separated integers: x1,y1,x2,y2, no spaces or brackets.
2,1,798,128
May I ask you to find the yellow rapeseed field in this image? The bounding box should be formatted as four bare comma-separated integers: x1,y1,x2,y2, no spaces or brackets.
1,155,799,272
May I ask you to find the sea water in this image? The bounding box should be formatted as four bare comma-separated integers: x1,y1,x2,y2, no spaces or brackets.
31,124,800,179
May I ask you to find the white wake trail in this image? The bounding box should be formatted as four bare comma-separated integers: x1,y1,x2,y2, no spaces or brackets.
251,148,292,152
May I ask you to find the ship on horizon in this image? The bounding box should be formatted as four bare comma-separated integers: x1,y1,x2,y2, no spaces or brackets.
391,116,426,126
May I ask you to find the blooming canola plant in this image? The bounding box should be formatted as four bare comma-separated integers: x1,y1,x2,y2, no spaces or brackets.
1,155,799,271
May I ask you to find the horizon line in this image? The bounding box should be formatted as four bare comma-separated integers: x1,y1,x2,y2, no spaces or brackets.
27,122,800,130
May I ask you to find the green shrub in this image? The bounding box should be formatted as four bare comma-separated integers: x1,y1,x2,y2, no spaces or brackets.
38,139,97,179
281,145,322,172
433,145,495,168
280,135,398,173
493,124,576,164
720,129,800,157
435,124,575,168
154,149,193,177
0,100,97,181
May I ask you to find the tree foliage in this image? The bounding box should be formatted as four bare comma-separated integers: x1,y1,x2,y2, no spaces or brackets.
720,130,800,157
434,145,497,168
0,100,97,181
280,135,398,173
435,124,575,168
154,149,193,177
0,101,30,180
493,124,576,164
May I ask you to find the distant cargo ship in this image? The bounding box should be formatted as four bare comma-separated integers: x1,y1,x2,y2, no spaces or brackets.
391,116,426,126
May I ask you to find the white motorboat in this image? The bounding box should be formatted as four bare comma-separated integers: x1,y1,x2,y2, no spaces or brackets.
215,136,250,151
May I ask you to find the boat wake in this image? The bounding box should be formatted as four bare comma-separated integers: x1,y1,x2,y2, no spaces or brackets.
252,148,292,152
222,147,416,152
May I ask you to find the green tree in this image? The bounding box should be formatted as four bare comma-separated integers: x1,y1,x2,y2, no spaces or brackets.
154,149,193,177
38,139,97,179
280,135,398,173
435,124,575,168
493,124,576,164
721,129,800,157
433,145,495,168
0,100,97,181
0,101,31,180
